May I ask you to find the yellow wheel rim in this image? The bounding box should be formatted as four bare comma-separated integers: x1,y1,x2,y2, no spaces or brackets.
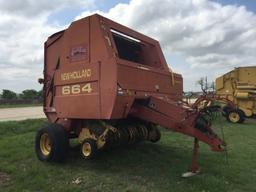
229,112,240,123
82,142,92,157
40,133,51,156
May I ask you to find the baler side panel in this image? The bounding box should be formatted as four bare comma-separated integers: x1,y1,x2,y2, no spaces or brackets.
117,64,183,100
216,66,256,117
237,67,256,85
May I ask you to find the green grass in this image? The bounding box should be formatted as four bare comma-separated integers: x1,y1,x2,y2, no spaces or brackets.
0,104,42,109
0,118,255,192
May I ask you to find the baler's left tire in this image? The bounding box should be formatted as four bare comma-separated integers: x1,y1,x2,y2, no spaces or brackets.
35,123,69,162
81,139,97,160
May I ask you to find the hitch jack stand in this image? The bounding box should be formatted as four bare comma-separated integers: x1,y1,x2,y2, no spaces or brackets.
182,138,200,178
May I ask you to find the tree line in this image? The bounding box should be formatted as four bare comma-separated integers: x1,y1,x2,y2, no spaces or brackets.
0,89,43,101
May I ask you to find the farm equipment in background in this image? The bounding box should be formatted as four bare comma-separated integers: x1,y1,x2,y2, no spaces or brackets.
191,94,235,117
36,14,225,176
215,66,256,123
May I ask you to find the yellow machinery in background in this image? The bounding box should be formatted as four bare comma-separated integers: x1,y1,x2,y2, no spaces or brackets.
216,66,256,123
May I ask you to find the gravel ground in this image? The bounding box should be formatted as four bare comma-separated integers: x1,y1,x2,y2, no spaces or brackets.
0,107,45,122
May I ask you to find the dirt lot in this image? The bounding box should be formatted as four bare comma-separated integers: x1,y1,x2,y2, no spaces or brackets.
0,107,45,122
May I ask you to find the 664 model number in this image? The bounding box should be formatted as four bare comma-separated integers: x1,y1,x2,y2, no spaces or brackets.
62,83,92,95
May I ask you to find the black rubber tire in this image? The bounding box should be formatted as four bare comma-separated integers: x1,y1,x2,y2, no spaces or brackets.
81,138,97,160
226,109,245,123
35,123,69,162
222,106,231,117
237,109,246,123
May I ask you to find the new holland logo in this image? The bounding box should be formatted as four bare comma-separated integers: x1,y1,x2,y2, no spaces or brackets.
70,44,88,62
61,69,92,81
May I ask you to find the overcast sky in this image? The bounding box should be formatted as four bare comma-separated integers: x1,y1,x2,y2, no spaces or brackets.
0,0,255,93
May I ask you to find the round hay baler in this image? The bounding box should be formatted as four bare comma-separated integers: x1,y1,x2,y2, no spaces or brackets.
36,14,225,174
